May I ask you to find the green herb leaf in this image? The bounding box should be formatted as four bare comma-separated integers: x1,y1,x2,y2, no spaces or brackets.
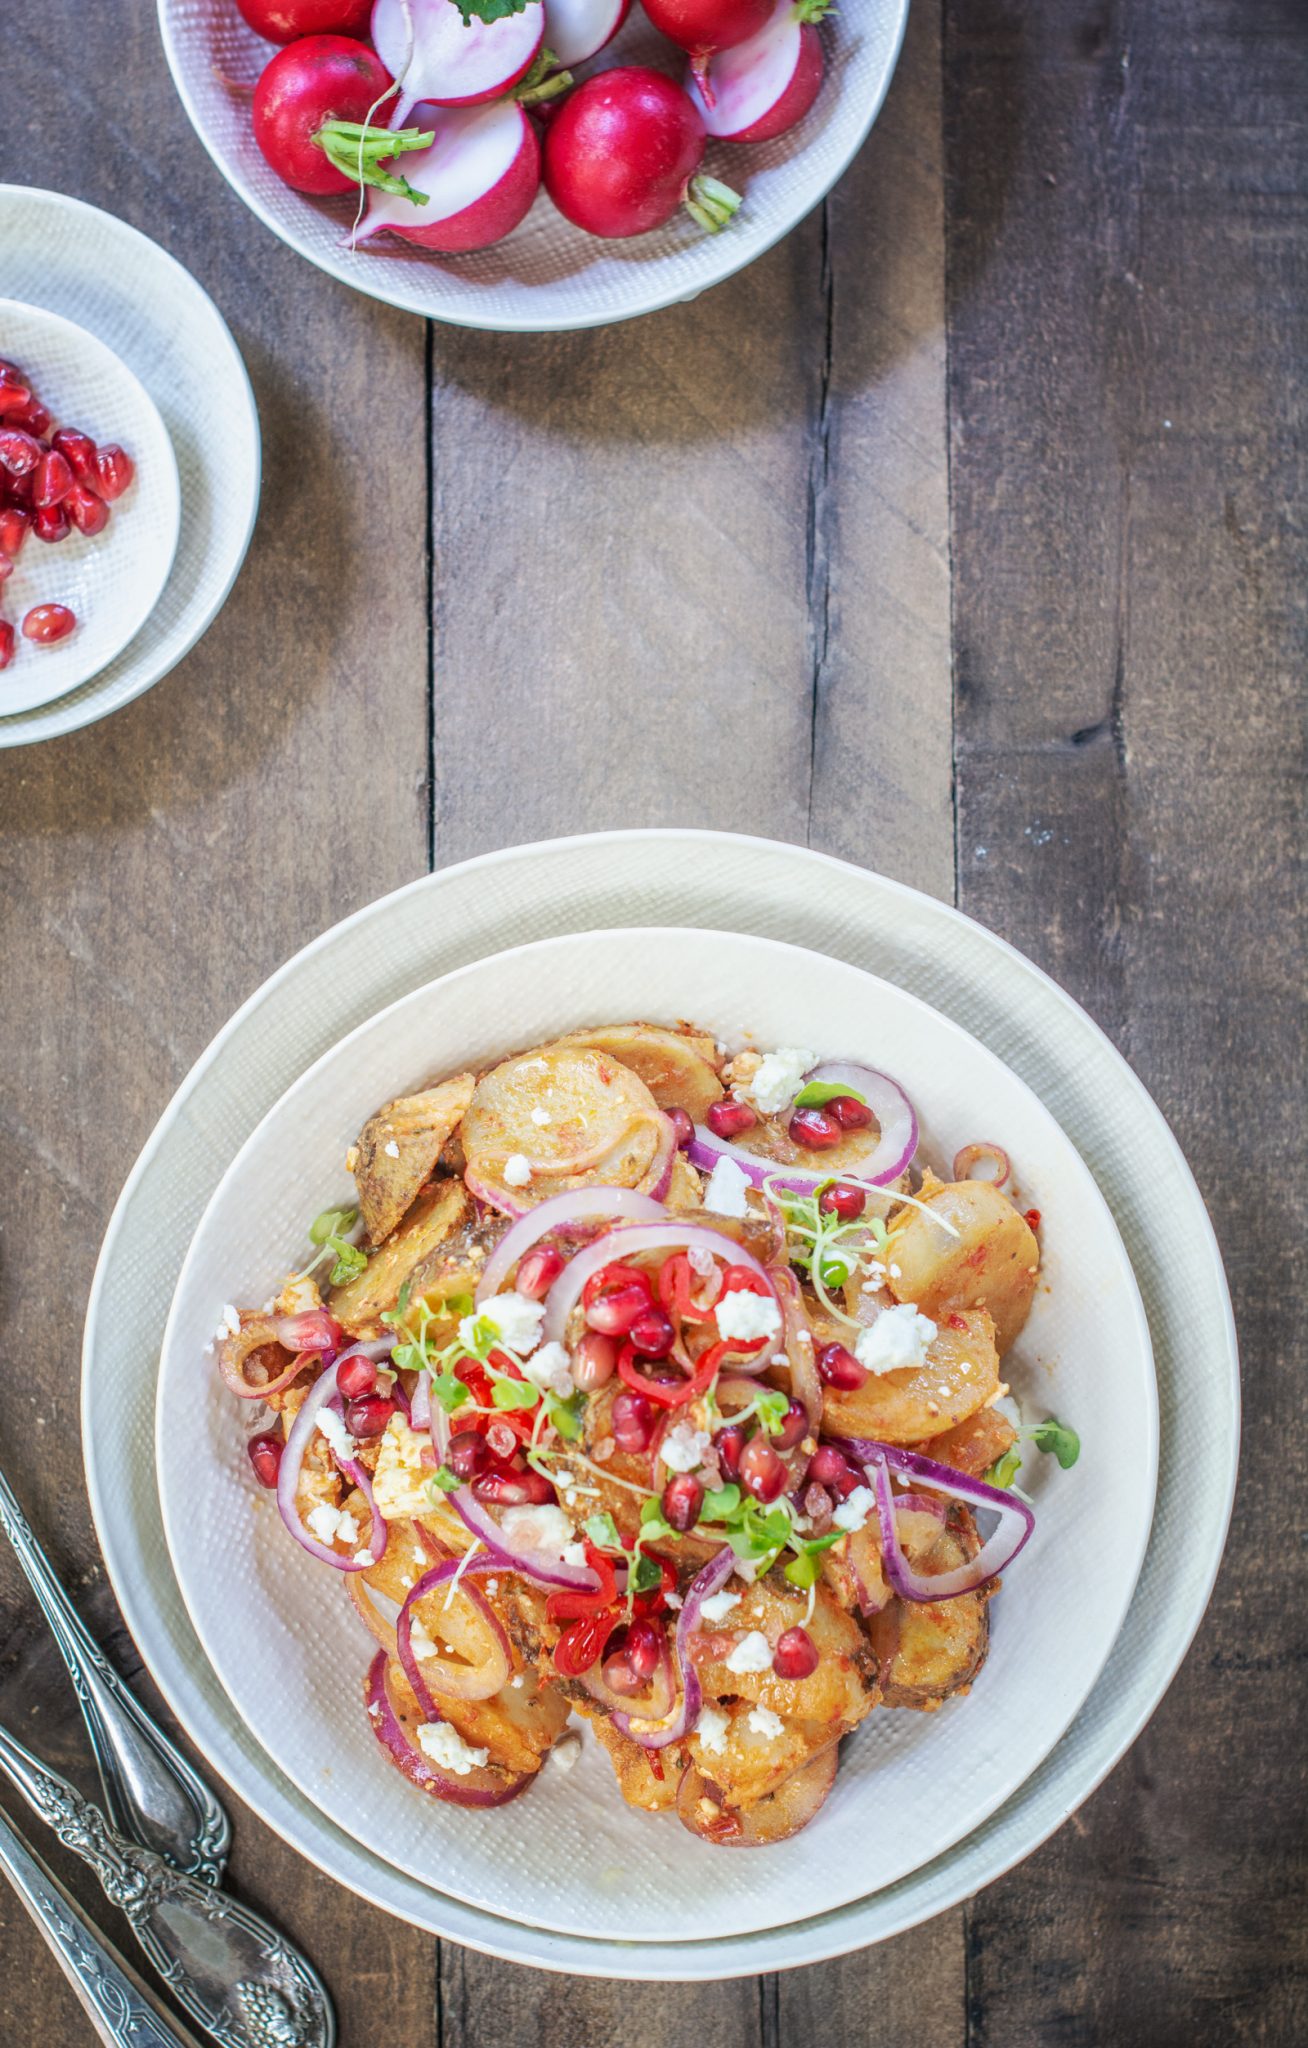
442,1291,475,1319
700,1482,742,1522
630,1552,663,1594
784,1551,819,1589
309,1205,358,1247
396,1279,412,1320
793,1081,866,1110
754,1390,789,1437
546,1391,585,1440
326,1237,368,1285
430,1372,471,1414
492,1378,540,1412
584,1511,621,1551
639,1496,673,1539
985,1445,1023,1489
429,1465,460,1495
451,0,533,20
1028,1418,1080,1469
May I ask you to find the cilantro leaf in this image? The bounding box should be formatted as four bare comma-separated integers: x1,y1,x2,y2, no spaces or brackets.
793,1081,866,1110
585,1511,621,1551
1028,1418,1080,1469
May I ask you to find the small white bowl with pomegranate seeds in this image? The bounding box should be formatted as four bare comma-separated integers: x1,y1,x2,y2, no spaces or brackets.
0,302,180,713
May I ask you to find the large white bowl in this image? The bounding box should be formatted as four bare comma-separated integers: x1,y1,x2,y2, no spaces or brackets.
157,924,1155,1945
158,0,908,333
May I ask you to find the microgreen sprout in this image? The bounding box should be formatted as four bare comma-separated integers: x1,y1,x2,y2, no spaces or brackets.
985,1415,1081,1490
297,1204,368,1286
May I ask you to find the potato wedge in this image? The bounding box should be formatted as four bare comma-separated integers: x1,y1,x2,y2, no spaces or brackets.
887,1176,1039,1353
352,1073,475,1246
677,1743,837,1846
872,1508,991,1710
328,1179,471,1336
821,1307,1000,1444
587,1711,685,1812
559,1022,724,1120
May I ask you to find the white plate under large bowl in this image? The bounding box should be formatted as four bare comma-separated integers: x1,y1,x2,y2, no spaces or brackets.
157,926,1156,1944
84,831,1238,1976
0,300,180,714
158,0,908,334
0,187,260,747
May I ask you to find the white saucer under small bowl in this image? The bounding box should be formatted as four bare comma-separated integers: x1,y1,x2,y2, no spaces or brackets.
0,300,180,715
0,187,260,748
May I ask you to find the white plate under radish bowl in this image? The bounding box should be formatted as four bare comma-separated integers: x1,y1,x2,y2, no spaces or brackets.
157,924,1157,1944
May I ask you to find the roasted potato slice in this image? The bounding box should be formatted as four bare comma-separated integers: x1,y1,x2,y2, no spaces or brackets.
461,1045,668,1213
871,1508,992,1710
918,1404,1017,1479
686,1705,836,1810
587,1711,686,1812
559,1022,725,1120
886,1175,1039,1353
821,1307,1000,1444
352,1073,475,1246
677,1743,837,1846
693,1576,878,1732
328,1179,471,1337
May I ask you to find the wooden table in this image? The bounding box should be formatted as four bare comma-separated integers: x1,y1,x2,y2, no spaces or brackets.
1,0,1304,2040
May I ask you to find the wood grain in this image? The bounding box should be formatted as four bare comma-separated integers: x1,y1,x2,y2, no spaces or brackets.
945,0,1308,2041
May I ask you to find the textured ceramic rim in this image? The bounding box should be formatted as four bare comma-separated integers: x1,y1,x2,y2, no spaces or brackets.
0,186,260,749
154,924,1158,1941
155,0,910,335
81,830,1240,1978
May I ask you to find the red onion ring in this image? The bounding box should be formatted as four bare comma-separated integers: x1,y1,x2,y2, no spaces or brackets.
540,1222,778,1348
275,1357,387,1573
768,1265,822,1427
474,1186,667,1305
688,1061,917,1195
397,1559,514,1706
835,1438,1035,1601
613,1545,735,1750
952,1142,1011,1186
217,1305,345,1400
364,1651,531,1809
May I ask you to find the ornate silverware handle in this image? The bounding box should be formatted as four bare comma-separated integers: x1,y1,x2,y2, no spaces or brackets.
0,1722,336,2048
0,1462,230,1881
0,1801,206,2048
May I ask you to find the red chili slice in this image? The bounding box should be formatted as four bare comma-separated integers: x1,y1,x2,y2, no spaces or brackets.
545,1542,618,1624
552,1611,615,1676
657,1253,715,1325
617,1336,731,1408
582,1261,653,1310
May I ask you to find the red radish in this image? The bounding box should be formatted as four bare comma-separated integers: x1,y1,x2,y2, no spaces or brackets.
355,101,540,254
642,0,774,93
686,0,827,141
543,68,740,238
542,0,630,67
22,603,77,644
253,37,436,198
372,0,545,119
0,621,13,670
234,0,373,41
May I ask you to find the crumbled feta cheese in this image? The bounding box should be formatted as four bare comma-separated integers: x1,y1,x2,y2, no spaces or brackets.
714,1289,782,1345
854,1303,938,1377
547,1732,582,1773
353,1548,373,1566
700,1588,743,1623
510,1674,525,1689
317,1407,355,1463
530,1107,552,1126
659,1422,712,1473
748,1705,785,1741
464,1290,544,1358
561,1541,589,1568
415,1722,489,1775
664,1590,683,1610
383,1138,400,1158
372,1416,436,1520
503,1153,533,1188
704,1155,750,1217
499,1503,575,1558
697,1705,729,1755
305,1503,358,1547
409,1616,441,1661
746,1047,815,1116
888,1263,902,1280
833,1485,875,1532
520,1338,573,1397
725,1630,774,1675
216,1304,241,1341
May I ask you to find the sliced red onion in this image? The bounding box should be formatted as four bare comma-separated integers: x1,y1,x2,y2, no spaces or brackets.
364,1651,531,1809
768,1265,822,1425
217,1304,350,1401
444,1489,602,1593
397,1559,513,1706
952,1142,1010,1186
614,1545,735,1750
839,1438,1034,1602
275,1358,388,1573
644,1114,677,1201
409,1371,431,1432
475,1185,667,1305
688,1061,917,1195
539,1221,777,1347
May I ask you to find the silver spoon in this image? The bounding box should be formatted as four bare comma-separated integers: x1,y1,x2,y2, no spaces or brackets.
0,1716,334,2048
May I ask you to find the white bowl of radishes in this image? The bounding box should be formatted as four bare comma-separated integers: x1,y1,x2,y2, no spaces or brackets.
159,0,908,331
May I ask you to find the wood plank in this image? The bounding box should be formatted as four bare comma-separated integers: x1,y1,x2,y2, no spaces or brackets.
0,5,433,2038
945,0,1308,2039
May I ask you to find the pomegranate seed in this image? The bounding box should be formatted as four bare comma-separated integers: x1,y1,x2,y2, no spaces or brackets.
819,1181,866,1220
246,1432,283,1488
21,603,76,644
0,360,26,382
817,1341,868,1391
51,427,100,491
807,1443,863,1499
0,384,32,417
33,504,70,544
739,1436,786,1503
95,444,135,500
336,1354,377,1400
65,481,109,537
0,508,29,556
0,429,42,476
0,621,13,670
0,552,10,586
585,1279,651,1337
802,1481,834,1528
666,1106,695,1150
16,401,51,438
472,1467,553,1506
32,450,73,508
485,1418,518,1461
661,1471,704,1532
706,1098,757,1139
447,1428,489,1479
611,1388,656,1453
571,1330,618,1391
628,1306,675,1359
601,1621,662,1697
774,1398,809,1453
516,1243,564,1299
829,1095,874,1129
625,1617,663,1677
344,1393,395,1439
715,1421,745,1479
4,471,34,509
772,1625,819,1680
789,1106,842,1150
